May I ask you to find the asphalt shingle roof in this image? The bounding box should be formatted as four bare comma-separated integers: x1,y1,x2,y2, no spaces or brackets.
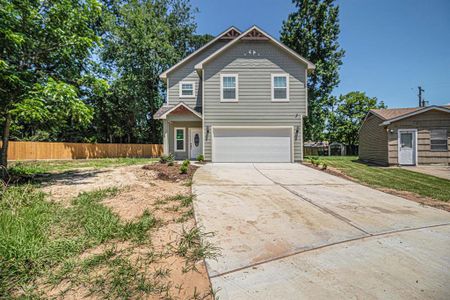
370,105,450,121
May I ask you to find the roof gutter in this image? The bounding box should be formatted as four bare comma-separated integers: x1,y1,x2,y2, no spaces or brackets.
378,105,450,126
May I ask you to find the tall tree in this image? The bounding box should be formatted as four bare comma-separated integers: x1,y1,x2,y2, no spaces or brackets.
281,0,345,141
327,91,386,148
0,0,102,174
97,0,201,144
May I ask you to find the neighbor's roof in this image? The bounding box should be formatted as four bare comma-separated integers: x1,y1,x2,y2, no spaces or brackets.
369,105,450,125
195,25,315,71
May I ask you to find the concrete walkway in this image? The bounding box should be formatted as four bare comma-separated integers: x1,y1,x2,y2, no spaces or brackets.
193,163,450,300
401,165,450,180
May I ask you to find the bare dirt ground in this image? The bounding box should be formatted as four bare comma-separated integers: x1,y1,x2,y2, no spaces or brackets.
39,163,213,299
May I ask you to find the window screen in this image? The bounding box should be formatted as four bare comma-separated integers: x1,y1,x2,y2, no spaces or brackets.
222,76,237,100
430,129,448,151
273,75,288,100
180,82,194,97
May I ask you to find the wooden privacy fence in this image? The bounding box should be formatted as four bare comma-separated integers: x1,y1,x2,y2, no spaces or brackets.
1,141,163,161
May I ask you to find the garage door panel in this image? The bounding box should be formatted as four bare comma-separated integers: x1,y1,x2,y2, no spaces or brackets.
213,128,292,163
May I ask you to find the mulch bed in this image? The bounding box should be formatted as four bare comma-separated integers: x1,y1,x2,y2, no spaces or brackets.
142,163,198,181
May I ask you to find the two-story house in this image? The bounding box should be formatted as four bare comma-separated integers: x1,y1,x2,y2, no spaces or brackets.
154,25,315,162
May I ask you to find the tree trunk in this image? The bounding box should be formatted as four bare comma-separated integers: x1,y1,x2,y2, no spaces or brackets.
0,113,12,179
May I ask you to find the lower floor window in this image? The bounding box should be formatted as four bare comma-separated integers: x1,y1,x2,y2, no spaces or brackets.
430,129,448,151
175,128,185,151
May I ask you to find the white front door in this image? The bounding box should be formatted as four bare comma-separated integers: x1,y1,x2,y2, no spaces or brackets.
190,128,202,160
398,129,416,165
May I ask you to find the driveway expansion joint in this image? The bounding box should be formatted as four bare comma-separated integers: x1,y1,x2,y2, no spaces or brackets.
252,164,371,235
209,222,450,279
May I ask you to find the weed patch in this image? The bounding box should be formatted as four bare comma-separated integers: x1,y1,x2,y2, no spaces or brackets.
0,185,156,298
177,227,220,273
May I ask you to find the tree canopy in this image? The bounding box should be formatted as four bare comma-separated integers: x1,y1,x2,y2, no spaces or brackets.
0,0,210,173
92,0,205,144
0,0,103,170
326,91,386,147
281,0,345,141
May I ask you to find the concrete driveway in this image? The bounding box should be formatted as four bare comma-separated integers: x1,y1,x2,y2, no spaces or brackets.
192,163,450,299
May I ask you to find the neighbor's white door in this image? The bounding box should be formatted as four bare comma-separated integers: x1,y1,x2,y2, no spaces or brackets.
190,128,202,160
398,130,416,165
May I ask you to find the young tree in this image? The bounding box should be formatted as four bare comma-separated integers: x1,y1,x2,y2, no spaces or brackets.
97,0,201,144
281,0,345,141
0,0,102,174
327,91,386,150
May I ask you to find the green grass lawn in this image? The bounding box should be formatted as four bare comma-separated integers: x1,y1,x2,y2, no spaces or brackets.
8,157,158,177
306,156,450,202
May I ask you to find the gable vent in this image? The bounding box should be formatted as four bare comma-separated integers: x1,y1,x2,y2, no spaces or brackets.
241,28,269,40
220,28,241,40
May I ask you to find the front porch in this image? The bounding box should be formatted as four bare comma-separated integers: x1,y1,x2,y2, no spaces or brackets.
154,103,203,160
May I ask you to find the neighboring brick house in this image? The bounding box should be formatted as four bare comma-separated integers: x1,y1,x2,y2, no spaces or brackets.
154,26,315,162
359,105,450,166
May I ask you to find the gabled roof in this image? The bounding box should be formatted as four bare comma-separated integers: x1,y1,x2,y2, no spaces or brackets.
367,105,450,125
153,102,202,120
195,25,315,71
370,107,423,120
159,26,241,81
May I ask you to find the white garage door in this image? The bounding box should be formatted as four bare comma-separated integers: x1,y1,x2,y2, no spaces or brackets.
213,127,292,163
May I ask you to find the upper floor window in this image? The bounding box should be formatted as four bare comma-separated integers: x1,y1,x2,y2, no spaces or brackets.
430,129,448,151
179,81,195,98
271,74,289,102
221,74,238,102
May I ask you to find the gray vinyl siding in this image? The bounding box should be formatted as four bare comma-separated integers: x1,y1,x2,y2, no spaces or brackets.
387,110,450,165
167,40,228,111
202,40,307,161
358,114,389,165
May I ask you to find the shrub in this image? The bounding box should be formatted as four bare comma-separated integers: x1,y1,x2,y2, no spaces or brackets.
159,153,174,164
196,154,204,162
159,155,168,164
182,159,190,167
179,164,188,174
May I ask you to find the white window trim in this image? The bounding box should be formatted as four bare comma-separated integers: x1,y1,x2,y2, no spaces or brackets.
174,127,185,152
220,74,238,102
271,73,289,102
179,81,195,98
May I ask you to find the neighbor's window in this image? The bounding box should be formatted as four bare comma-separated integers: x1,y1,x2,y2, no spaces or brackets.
272,74,289,101
221,74,238,101
180,81,195,97
430,129,448,151
175,128,185,151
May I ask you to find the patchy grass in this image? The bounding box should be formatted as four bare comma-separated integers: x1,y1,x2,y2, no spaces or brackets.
2,162,215,299
307,156,450,202
0,185,157,298
8,157,158,177
177,226,221,273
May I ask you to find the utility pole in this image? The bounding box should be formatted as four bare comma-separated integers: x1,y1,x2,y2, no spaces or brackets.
418,86,425,107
